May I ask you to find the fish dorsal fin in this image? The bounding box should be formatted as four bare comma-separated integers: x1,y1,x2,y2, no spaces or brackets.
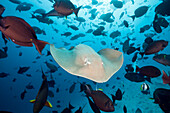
45,100,52,108
30,99,36,103
14,17,37,39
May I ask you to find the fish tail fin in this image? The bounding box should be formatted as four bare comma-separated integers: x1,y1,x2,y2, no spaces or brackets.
139,52,145,58
31,13,36,18
130,15,135,21
30,99,36,103
35,40,49,55
145,77,152,83
136,47,140,51
0,4,5,16
69,103,75,109
136,66,140,72
162,70,170,84
84,84,92,96
45,100,52,108
73,6,82,17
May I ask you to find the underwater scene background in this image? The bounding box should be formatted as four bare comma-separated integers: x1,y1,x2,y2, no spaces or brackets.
0,0,170,113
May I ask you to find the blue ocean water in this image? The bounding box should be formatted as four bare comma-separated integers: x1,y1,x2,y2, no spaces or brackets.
0,0,170,113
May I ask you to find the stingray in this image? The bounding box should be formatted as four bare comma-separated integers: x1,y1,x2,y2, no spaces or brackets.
50,44,123,83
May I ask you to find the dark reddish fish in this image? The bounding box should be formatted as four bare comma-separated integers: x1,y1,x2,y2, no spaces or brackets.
153,54,170,66
0,5,48,54
53,1,82,17
85,85,114,112
136,66,161,78
162,70,170,86
140,40,168,57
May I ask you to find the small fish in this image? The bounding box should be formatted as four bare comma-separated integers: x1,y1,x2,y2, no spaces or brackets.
140,83,150,94
69,82,76,93
45,61,58,73
16,2,33,12
26,82,34,89
48,90,54,98
30,69,52,113
132,52,139,62
17,67,30,74
61,32,72,37
135,108,142,113
110,0,123,8
123,20,129,27
67,25,79,31
130,6,149,21
151,88,170,113
9,0,21,4
123,105,127,113
0,111,13,113
0,49,7,59
0,72,9,78
48,80,55,88
61,103,74,113
20,89,27,100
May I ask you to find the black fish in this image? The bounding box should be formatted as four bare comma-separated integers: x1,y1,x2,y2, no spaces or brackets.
135,108,142,113
26,82,34,89
9,0,21,4
33,9,46,15
132,52,139,62
110,30,121,39
0,72,9,78
48,80,55,88
69,82,76,93
45,61,58,73
93,26,106,36
152,88,170,113
123,105,127,113
86,29,93,33
155,0,170,16
67,25,79,31
61,32,72,37
19,52,22,56
17,67,30,74
124,72,151,83
130,6,149,21
16,2,33,12
140,25,151,33
110,0,123,8
56,88,59,93
125,64,134,73
46,50,51,56
123,20,129,27
144,37,153,45
0,111,13,113
112,88,124,101
20,89,27,100
127,47,140,55
70,33,85,40
31,14,54,25
0,49,7,59
48,90,54,98
61,103,74,113
30,69,52,113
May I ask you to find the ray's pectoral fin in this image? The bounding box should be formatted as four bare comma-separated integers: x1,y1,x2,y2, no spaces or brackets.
45,100,52,108
29,99,36,103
